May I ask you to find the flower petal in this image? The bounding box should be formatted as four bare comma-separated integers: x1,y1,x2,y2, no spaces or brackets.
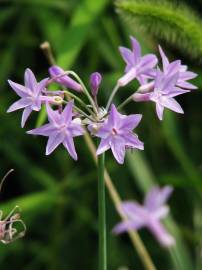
118,67,137,86
108,104,120,127
46,104,61,124
123,133,144,150
113,220,144,234
119,114,142,130
37,78,49,95
179,70,197,81
154,206,169,219
46,132,64,155
69,123,84,137
144,186,173,210
62,100,73,124
137,54,158,74
130,36,141,63
8,80,29,98
24,68,37,91
21,107,32,128
63,137,78,160
156,103,164,120
120,201,147,221
168,87,190,97
161,72,179,93
148,219,175,247
110,137,126,164
177,81,198,90
165,60,181,77
119,46,134,69
7,97,32,112
96,137,111,155
160,97,184,114
158,45,169,71
27,124,56,136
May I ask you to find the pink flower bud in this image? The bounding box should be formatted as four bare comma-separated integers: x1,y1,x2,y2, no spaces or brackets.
90,72,102,96
49,65,83,92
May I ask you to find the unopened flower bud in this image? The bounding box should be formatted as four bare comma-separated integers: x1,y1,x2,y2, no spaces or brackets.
90,72,102,96
49,65,83,92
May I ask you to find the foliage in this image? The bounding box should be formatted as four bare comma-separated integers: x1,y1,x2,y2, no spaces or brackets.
115,0,202,61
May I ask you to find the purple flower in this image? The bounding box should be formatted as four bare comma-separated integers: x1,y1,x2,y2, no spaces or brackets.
7,69,49,127
90,72,102,96
27,101,84,159
159,46,198,90
133,70,189,120
96,104,144,164
113,186,175,247
49,65,83,92
118,36,158,86
150,70,188,120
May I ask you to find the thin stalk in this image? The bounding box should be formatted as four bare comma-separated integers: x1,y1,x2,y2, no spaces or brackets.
63,100,94,121
63,91,93,114
117,94,133,110
98,153,107,270
73,105,94,121
67,70,98,115
40,41,56,66
106,83,120,111
84,132,157,270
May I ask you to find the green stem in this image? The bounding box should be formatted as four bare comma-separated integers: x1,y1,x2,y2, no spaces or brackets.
117,94,133,110
62,100,94,121
63,90,93,114
98,153,107,270
105,83,120,111
67,70,98,114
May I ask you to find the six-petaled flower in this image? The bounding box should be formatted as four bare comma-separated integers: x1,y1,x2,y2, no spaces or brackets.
113,186,175,247
7,68,62,127
96,104,144,164
27,101,84,159
118,36,158,86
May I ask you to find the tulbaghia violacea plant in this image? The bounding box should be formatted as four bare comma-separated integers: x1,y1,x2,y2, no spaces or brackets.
0,170,26,244
7,36,197,269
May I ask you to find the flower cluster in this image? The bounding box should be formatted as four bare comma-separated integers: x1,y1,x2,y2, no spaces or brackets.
7,37,197,164
7,37,197,246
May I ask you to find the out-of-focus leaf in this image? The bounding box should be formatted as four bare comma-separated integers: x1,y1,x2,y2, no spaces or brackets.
162,112,201,193
115,0,202,61
1,0,72,11
57,0,108,68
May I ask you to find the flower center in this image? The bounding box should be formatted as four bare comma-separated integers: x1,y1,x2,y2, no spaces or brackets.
111,128,118,136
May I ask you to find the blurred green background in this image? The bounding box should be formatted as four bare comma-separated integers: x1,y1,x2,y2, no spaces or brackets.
0,0,202,269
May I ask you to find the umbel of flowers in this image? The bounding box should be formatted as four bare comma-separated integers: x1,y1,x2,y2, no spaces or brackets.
7,37,197,267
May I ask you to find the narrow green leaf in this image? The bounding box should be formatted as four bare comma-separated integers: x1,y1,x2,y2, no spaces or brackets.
57,0,108,68
162,112,201,193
